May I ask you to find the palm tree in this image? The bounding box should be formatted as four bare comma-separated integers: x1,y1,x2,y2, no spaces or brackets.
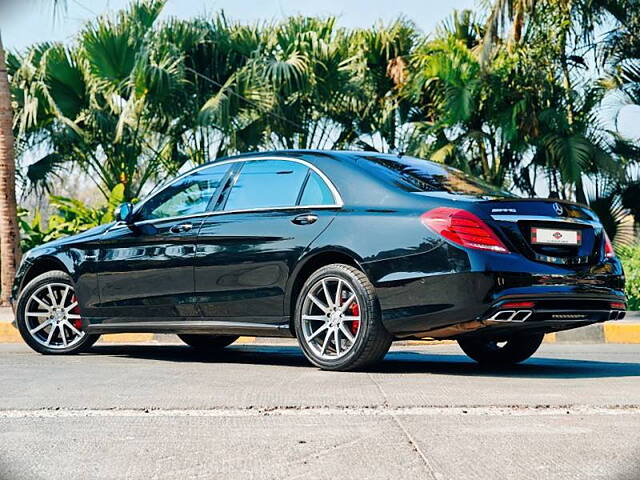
482,0,535,50
403,10,529,187
599,6,640,232
13,1,177,201
0,0,72,304
402,8,626,201
0,31,20,305
8,0,638,248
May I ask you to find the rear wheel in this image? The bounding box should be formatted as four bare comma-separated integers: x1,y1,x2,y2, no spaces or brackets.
457,333,544,365
178,334,239,350
294,264,392,371
16,271,99,355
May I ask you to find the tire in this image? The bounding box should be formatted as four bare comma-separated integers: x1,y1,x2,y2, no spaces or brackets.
294,263,392,371
16,270,99,355
177,334,239,350
457,333,545,365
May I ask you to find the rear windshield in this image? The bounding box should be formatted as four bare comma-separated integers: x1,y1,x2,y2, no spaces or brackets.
359,155,515,198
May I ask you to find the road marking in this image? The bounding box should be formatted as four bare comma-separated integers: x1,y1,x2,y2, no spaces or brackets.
0,405,639,419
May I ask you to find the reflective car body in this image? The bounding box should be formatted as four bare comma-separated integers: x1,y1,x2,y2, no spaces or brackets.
12,150,626,341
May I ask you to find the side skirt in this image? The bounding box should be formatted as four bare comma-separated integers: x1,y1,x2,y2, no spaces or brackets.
86,318,294,338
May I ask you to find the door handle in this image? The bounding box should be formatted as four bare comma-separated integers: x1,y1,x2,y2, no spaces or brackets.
291,214,318,225
170,223,193,234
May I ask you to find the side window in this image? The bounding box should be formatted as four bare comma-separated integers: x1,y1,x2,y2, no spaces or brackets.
137,164,230,220
224,160,308,211
299,171,335,206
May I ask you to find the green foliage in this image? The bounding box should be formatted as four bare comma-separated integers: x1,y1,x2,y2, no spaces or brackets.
8,0,640,246
17,210,64,252
617,245,640,311
11,1,172,201
9,3,426,199
18,184,125,252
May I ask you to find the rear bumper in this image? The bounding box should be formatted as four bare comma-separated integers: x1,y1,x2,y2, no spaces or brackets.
442,296,626,341
375,270,626,338
485,297,625,323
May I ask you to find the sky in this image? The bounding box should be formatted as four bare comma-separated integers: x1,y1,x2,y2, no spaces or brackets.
0,0,638,139
1,0,477,50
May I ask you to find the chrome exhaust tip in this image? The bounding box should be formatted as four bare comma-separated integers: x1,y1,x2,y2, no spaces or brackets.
609,310,626,320
487,309,533,323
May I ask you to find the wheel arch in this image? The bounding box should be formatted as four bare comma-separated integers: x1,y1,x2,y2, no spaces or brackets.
285,248,367,332
18,255,72,297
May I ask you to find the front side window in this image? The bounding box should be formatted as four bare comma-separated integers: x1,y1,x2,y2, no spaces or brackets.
137,164,230,220
224,160,309,211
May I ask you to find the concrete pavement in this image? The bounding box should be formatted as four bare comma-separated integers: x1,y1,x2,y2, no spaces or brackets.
0,342,639,479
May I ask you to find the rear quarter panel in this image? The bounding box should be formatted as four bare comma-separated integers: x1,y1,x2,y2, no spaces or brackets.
312,196,625,337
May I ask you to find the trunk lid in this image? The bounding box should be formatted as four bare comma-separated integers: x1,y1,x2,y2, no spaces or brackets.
477,199,605,265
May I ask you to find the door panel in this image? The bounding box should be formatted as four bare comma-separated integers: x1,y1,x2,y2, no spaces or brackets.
195,210,335,320
95,219,203,320
94,163,232,321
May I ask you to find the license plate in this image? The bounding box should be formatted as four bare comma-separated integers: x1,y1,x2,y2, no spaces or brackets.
531,227,581,246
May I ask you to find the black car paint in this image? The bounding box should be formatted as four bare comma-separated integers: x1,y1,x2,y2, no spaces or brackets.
94,216,202,318
194,208,336,320
12,150,626,340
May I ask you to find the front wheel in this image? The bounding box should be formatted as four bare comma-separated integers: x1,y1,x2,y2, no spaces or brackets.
294,264,392,371
457,333,545,365
16,270,99,355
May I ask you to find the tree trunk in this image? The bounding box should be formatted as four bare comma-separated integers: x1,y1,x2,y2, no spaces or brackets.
0,32,20,305
512,7,524,44
559,30,584,202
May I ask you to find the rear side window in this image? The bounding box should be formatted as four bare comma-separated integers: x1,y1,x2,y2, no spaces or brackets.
299,171,335,206
138,164,230,220
360,155,515,197
224,160,308,211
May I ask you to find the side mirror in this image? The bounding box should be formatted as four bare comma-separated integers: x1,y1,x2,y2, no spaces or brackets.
115,202,134,224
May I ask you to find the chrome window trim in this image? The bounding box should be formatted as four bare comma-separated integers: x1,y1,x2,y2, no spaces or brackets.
132,156,343,220
490,215,599,226
110,204,342,230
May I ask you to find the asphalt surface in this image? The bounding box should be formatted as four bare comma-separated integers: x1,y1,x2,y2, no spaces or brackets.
1,341,639,480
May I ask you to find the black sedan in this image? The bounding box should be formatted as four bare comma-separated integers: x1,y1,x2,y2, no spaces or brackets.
11,150,626,370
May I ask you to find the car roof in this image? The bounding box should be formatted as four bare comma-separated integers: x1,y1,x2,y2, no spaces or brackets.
215,149,407,164
202,150,416,206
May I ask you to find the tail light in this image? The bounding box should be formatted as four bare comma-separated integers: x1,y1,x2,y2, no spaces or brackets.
604,232,615,258
610,302,625,310
502,301,536,309
421,207,509,254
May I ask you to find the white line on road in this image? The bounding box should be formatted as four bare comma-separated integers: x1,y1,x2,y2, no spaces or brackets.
1,405,639,419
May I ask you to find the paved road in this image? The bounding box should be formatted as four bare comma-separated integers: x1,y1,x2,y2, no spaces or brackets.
1,342,639,480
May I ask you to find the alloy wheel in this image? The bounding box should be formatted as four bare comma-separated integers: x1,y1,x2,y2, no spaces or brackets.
24,282,85,349
301,277,362,360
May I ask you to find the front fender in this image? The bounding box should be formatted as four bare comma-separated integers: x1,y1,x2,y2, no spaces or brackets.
11,243,103,315
12,250,77,302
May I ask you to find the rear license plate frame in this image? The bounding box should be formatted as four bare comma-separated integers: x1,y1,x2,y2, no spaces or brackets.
531,227,582,246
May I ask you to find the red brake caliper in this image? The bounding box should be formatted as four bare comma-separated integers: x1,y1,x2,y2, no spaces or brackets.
70,295,83,330
350,302,360,335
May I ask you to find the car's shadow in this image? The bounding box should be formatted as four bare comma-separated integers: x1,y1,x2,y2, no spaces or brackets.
87,344,640,379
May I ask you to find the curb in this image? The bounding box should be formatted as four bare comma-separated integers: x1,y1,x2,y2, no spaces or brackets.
1,323,640,345
1,306,639,345
0,324,265,345
0,324,158,344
